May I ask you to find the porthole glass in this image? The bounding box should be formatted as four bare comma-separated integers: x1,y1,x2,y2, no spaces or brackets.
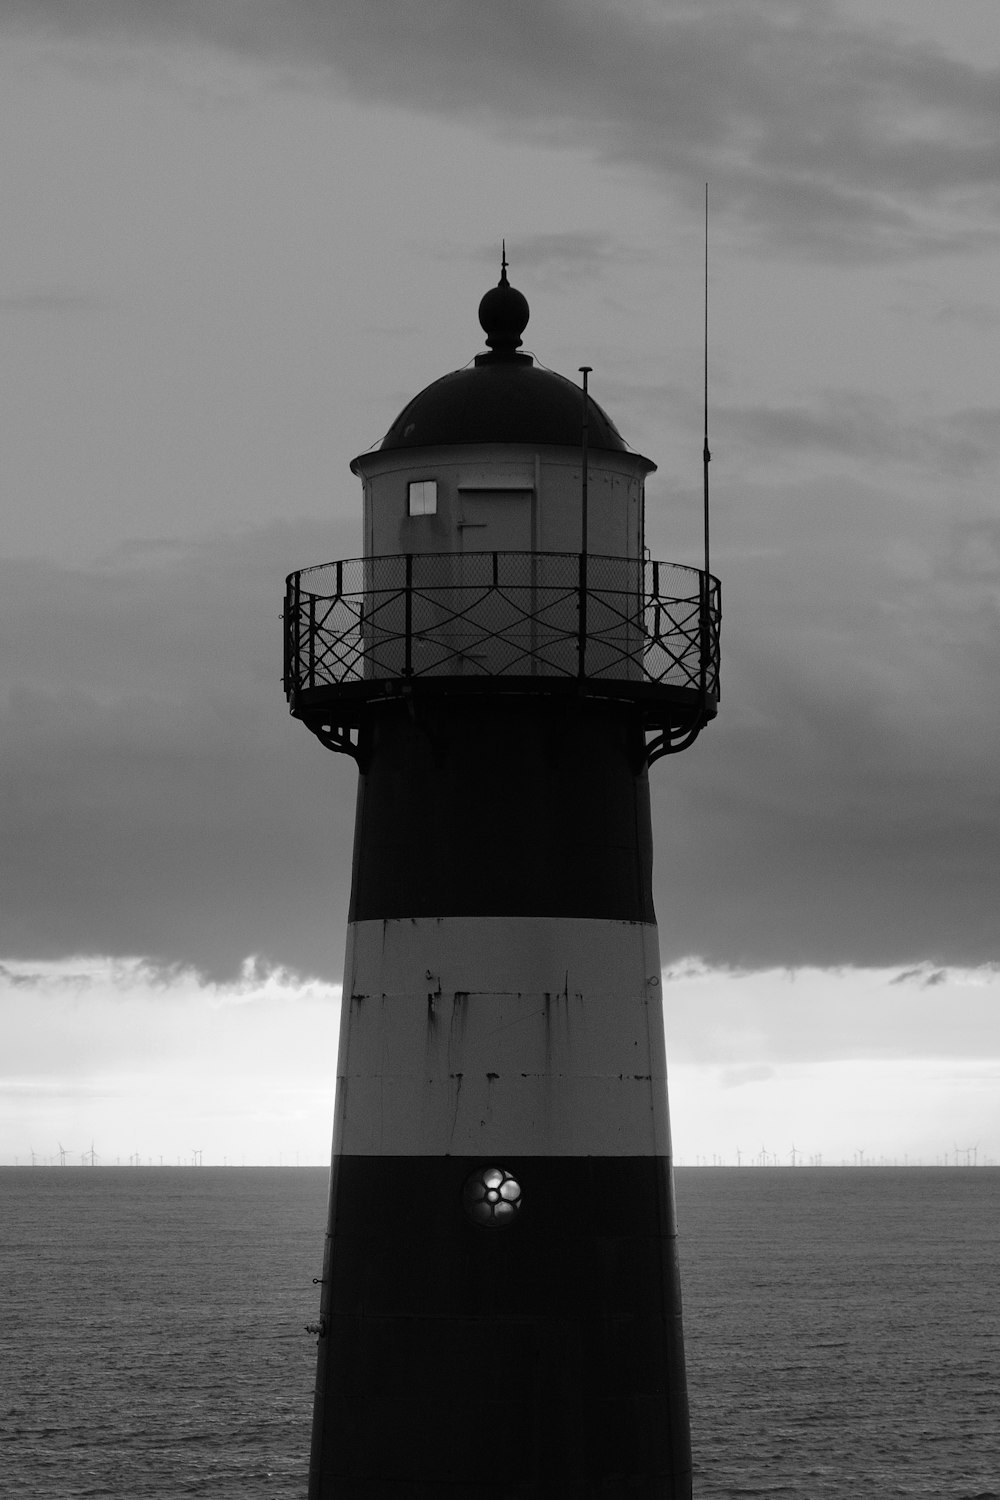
462,1165,522,1228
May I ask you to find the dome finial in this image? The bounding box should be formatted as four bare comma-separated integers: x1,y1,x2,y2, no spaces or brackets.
478,245,529,357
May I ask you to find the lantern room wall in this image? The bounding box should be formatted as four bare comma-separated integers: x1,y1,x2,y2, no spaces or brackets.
351,443,653,562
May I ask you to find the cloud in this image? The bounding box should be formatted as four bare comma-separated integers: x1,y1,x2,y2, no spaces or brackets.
663,963,1000,1066
0,287,105,313
721,395,1000,475
890,965,949,989
0,953,339,1003
645,468,1000,969
1,12,997,980
668,1055,1000,1164
8,1,999,262
462,233,649,289
0,520,361,981
720,1063,775,1089
2,476,998,980
933,299,1000,329
5,957,997,1165
0,955,341,1163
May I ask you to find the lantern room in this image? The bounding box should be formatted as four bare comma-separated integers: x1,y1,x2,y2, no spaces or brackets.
351,266,654,563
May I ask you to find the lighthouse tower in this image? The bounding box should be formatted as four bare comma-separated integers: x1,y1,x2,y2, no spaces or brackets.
284,267,720,1499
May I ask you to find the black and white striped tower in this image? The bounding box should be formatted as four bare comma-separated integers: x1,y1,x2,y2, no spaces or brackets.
284,265,720,1499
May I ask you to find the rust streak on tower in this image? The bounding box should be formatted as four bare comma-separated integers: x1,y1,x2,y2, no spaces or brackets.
284,267,721,1499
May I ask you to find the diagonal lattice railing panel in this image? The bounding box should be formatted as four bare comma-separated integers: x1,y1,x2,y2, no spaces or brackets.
285,551,720,700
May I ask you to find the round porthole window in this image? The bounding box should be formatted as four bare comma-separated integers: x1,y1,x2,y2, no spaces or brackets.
462,1165,522,1228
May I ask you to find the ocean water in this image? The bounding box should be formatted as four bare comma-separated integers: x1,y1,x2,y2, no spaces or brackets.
678,1168,1000,1498
2,1165,998,1498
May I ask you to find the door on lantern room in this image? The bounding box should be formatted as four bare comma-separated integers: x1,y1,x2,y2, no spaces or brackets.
455,488,534,674
457,488,533,555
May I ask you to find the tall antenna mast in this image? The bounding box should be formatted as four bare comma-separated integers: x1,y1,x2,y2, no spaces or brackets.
703,183,711,583
579,366,592,559
697,182,712,711
578,365,592,678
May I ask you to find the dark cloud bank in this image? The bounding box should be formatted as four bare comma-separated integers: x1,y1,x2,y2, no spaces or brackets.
11,0,999,262
0,523,357,981
3,2,997,979
1,493,997,981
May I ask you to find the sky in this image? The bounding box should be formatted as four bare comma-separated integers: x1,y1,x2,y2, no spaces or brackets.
2,1,998,1167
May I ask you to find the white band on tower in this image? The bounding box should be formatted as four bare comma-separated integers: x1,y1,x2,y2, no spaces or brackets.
336,915,671,1158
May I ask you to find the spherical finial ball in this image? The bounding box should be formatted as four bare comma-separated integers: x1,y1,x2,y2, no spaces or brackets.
478,278,530,352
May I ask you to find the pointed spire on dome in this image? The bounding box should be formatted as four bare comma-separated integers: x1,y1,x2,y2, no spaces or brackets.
478,245,530,360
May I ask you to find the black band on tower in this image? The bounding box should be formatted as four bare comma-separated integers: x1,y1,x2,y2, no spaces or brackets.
310,1155,691,1497
349,696,655,923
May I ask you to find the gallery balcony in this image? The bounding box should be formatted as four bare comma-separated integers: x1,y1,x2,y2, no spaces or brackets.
283,550,720,761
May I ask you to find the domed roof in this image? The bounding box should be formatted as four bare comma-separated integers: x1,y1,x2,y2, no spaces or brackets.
378,268,630,454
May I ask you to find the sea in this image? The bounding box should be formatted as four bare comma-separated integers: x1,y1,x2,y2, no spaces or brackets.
2,1165,997,1498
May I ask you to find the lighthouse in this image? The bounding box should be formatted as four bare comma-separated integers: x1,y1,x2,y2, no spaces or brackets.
284,265,720,1499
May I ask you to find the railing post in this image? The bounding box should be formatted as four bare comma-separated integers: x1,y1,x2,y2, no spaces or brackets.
294,573,303,694
307,591,319,696
577,551,588,679
404,553,413,677
308,589,316,691
283,575,294,700
698,571,710,702
646,559,656,673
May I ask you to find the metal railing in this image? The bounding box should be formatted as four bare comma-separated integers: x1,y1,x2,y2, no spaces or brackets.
284,550,720,703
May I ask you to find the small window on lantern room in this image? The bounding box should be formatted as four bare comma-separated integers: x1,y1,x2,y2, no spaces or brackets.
408,479,438,517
